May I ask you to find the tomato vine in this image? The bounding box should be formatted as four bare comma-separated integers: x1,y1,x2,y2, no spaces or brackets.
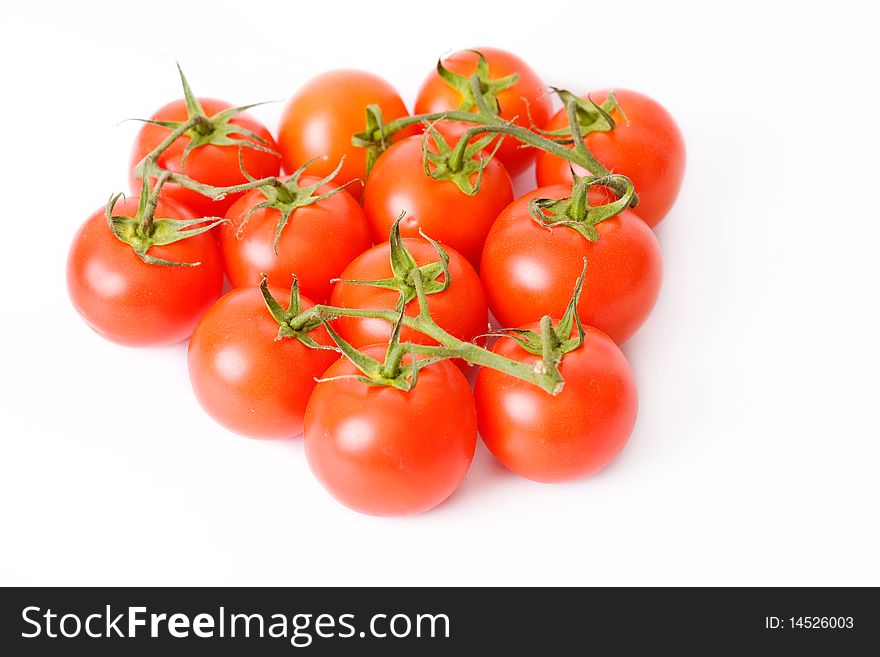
115,58,639,396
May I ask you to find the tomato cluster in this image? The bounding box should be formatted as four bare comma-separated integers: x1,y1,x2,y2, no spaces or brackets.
66,50,685,516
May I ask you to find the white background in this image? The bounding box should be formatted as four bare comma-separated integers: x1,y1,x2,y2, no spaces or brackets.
2,1,878,586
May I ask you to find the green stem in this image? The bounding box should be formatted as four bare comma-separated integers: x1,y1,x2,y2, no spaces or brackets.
378,109,497,140
539,315,559,362
133,115,202,179
372,107,638,206
447,129,471,172
134,116,288,210
382,343,407,379
164,171,286,200
288,302,564,395
469,74,494,116
141,171,170,231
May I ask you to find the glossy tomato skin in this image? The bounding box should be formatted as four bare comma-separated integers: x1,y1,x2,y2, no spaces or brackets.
67,197,223,347
414,47,552,175
480,185,662,344
187,286,336,439
363,135,513,268
129,98,280,218
535,89,686,227
277,70,416,187
331,238,487,349
219,177,371,303
304,346,477,516
474,324,637,483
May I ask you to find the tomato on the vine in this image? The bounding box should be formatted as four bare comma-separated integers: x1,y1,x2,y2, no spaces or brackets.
414,47,552,176
277,70,416,187
474,324,638,483
129,98,279,217
535,89,686,227
480,185,662,344
219,177,371,303
363,135,513,267
304,346,477,516
330,238,487,348
67,197,223,346
187,285,336,439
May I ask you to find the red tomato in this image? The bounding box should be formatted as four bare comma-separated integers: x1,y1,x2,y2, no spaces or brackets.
414,47,552,175
219,177,371,303
67,197,223,346
277,70,416,187
130,98,280,218
363,135,514,267
535,89,686,227
474,324,638,482
480,185,662,344
187,286,336,439
304,346,477,516
330,238,488,348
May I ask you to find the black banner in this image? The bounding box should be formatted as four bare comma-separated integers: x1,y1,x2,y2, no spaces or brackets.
1,587,876,654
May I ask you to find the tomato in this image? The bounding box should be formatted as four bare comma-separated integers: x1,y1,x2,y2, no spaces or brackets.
304,345,477,516
67,197,223,346
474,324,637,482
330,238,487,349
277,70,416,187
363,135,514,267
480,185,662,343
187,285,336,439
414,47,552,175
535,89,686,227
129,98,280,218
219,177,371,303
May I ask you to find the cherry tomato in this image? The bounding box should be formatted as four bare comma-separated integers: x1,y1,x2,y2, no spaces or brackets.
330,238,488,349
219,177,371,303
67,197,223,346
474,324,637,483
363,135,514,267
480,185,662,344
129,98,280,218
304,346,477,516
187,285,336,439
535,89,686,227
414,47,552,175
277,70,416,187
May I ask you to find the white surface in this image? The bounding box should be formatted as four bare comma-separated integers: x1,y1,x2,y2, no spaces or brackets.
1,0,878,586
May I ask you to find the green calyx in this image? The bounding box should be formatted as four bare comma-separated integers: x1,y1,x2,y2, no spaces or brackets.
337,213,451,305
539,89,626,142
259,275,335,350
500,261,587,361
351,104,389,181
318,308,439,392
105,177,225,266
528,173,635,242
437,50,519,117
236,156,358,253
421,121,503,195
138,64,278,172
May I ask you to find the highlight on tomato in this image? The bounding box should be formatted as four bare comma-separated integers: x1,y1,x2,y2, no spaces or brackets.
474,323,638,483
187,282,336,439
304,344,478,517
277,69,417,187
414,47,552,175
67,195,224,347
535,88,686,227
